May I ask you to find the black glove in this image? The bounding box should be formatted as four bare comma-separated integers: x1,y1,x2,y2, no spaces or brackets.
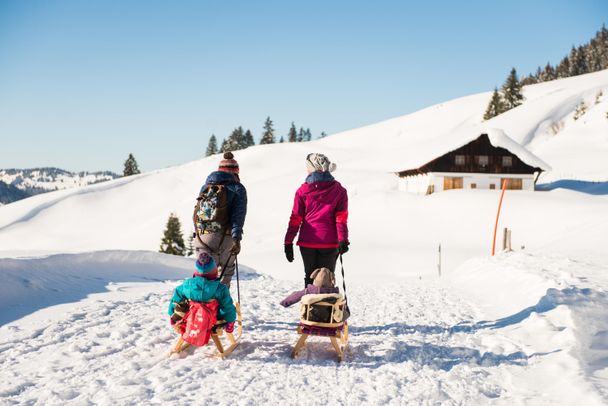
338,240,350,255
284,244,294,262
229,239,241,255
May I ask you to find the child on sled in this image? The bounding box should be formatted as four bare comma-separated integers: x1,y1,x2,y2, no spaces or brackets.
280,267,339,307
168,252,237,334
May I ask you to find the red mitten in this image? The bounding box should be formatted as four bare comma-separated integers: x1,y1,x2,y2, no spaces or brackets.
225,321,235,333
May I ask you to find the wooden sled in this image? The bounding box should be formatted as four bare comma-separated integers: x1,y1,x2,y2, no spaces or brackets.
290,294,349,362
170,302,243,359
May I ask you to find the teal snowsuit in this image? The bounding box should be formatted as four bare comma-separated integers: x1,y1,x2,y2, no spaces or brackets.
168,276,236,323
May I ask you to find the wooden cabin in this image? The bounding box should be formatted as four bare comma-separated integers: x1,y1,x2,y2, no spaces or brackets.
396,132,550,194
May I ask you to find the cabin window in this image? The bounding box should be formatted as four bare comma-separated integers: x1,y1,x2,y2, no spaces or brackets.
470,183,477,189
455,155,465,166
490,184,496,190
476,155,489,167
502,156,513,167
501,178,522,190
444,177,463,190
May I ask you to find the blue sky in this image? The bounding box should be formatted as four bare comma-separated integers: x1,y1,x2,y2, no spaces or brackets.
0,1,606,172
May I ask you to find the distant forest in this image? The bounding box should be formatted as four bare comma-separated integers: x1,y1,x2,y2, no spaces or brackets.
484,25,608,120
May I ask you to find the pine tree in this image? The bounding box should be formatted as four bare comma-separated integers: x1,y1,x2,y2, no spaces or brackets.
159,213,186,256
224,127,244,152
288,122,297,142
555,56,570,78
206,135,218,156
304,128,312,142
260,116,276,144
538,63,556,82
123,153,141,176
244,129,255,147
520,68,539,86
319,131,327,138
501,68,523,110
568,46,588,76
279,136,285,143
220,138,228,152
235,126,246,149
297,127,305,142
483,88,506,120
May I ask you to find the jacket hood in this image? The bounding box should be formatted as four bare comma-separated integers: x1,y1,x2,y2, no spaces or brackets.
206,171,238,185
306,171,334,184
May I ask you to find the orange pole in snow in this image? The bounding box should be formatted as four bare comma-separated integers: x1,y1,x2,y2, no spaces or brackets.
492,179,508,256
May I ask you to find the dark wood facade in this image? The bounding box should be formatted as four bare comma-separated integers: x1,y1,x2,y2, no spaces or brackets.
397,134,542,177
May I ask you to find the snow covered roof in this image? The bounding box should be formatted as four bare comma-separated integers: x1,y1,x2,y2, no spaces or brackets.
394,127,552,173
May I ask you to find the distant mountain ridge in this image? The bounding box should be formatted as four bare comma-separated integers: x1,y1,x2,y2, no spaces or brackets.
0,167,120,205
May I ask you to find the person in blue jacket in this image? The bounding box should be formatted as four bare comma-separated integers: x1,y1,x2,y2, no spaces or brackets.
194,151,247,288
168,252,237,332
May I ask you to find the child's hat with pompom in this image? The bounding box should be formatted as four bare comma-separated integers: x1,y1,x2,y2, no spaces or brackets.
195,252,217,274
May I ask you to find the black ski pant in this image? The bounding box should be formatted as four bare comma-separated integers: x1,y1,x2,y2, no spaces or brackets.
299,246,339,288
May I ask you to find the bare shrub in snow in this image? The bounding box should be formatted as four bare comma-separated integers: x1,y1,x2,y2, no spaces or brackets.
573,101,587,121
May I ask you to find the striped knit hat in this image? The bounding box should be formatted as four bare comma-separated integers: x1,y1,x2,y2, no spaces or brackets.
218,152,239,174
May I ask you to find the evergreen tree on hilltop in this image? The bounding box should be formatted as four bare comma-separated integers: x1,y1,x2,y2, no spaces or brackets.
223,127,244,152
220,138,228,153
234,126,246,149
288,122,297,142
538,63,556,82
159,213,186,256
260,116,276,144
297,127,305,142
567,46,588,77
279,136,285,143
501,68,523,110
319,131,327,138
555,56,571,78
598,25,608,69
206,134,218,156
244,129,255,147
483,88,506,120
304,128,312,142
123,153,141,176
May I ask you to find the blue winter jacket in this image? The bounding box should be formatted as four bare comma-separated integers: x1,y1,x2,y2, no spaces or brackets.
201,171,247,240
168,276,237,323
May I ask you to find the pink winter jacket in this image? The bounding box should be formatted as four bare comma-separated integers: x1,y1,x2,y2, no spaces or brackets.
284,172,349,248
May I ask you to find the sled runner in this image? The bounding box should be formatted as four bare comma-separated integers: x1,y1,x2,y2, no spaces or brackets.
290,294,349,362
170,302,243,359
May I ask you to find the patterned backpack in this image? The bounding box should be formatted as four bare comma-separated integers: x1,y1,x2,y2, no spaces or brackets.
193,184,229,236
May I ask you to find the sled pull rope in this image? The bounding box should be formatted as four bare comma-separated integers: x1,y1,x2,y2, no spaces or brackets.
339,254,347,303
217,253,235,282
235,256,241,304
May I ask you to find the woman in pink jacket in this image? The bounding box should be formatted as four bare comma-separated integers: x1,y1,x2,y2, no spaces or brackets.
284,153,349,287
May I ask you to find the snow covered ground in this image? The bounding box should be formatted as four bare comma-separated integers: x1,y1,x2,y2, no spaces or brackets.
1,70,608,404
0,251,606,405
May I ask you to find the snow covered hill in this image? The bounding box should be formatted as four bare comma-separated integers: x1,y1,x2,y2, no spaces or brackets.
0,168,119,204
1,70,607,404
0,70,607,278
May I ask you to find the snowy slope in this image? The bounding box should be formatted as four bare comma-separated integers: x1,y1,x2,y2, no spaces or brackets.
1,71,608,404
0,71,607,280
